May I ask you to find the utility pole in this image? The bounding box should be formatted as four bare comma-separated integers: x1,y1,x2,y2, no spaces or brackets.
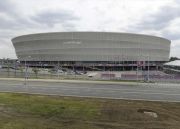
24,59,27,86
24,56,31,86
147,55,150,82
58,60,60,79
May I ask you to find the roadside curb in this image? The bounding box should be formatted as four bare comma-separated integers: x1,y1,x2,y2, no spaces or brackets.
0,77,142,86
0,77,179,87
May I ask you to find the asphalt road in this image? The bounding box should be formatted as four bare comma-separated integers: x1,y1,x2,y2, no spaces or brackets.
0,80,180,102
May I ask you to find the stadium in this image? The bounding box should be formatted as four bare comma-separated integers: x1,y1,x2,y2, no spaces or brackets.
12,32,171,72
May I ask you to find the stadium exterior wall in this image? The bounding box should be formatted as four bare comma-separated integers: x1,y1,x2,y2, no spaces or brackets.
12,32,171,62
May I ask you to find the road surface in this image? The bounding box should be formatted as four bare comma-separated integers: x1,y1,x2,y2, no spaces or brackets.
0,80,180,102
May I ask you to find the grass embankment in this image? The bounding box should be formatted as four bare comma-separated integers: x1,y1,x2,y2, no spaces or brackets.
0,93,179,129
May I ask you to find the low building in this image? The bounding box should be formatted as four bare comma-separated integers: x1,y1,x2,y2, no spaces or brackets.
163,60,180,74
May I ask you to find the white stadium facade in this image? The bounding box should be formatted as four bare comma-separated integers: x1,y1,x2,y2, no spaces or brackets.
12,32,171,71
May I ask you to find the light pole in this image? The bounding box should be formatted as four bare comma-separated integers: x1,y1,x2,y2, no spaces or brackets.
136,56,139,82
14,60,17,78
24,56,31,86
54,56,61,79
24,58,27,85
58,59,60,79
147,55,150,82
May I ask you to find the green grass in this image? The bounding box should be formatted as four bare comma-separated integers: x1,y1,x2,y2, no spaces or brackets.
0,93,179,129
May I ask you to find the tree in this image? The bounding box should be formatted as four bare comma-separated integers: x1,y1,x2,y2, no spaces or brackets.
169,57,179,61
32,68,39,78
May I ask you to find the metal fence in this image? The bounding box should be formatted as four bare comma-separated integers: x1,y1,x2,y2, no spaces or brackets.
0,60,180,83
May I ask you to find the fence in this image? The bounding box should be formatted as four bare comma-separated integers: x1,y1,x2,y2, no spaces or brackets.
0,61,180,83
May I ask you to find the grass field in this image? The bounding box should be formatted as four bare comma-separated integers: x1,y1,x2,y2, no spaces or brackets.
0,93,179,129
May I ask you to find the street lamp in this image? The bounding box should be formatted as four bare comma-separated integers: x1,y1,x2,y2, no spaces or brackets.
54,57,60,79
147,54,150,82
24,56,31,86
57,57,60,79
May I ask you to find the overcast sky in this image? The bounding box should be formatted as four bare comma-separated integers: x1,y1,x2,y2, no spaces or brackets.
0,0,180,59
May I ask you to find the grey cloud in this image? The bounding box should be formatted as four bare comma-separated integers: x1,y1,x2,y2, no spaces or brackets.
0,0,18,17
0,0,26,30
0,0,13,13
0,17,15,29
32,10,79,28
127,1,180,41
127,0,180,33
0,1,36,34
135,5,180,30
0,16,35,32
162,31,180,40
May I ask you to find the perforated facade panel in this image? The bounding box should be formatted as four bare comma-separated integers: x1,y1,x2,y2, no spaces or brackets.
12,32,171,62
